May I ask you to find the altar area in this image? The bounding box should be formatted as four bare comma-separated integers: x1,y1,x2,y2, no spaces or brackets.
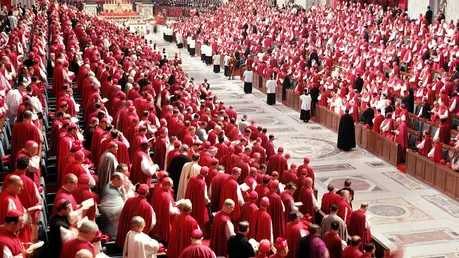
102,0,134,13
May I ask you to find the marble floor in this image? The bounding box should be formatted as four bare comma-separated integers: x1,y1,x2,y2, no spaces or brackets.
146,29,459,257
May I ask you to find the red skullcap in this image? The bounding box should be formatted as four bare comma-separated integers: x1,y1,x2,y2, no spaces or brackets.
300,169,307,175
174,141,182,147
231,167,241,174
191,229,203,238
200,166,209,175
249,191,258,199
271,171,279,177
270,180,279,189
290,164,297,169
263,174,271,181
304,157,310,163
55,199,69,210
203,141,211,149
278,147,284,152
25,140,37,148
138,184,149,194
74,151,84,161
274,238,288,250
261,197,270,207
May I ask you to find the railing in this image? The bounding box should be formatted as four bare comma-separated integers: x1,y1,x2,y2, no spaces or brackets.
406,149,459,201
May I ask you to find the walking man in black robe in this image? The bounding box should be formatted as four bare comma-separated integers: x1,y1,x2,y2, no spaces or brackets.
337,109,356,151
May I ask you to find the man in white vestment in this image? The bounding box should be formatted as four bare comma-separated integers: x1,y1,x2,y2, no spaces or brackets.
123,216,160,258
176,153,201,200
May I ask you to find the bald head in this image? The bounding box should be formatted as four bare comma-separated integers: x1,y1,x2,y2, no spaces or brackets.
75,249,93,258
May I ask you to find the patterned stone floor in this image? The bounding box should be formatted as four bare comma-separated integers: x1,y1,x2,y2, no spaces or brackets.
147,28,459,257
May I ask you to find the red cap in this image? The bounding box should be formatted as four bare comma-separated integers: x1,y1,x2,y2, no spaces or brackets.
138,125,147,132
249,191,258,199
25,140,37,148
138,184,149,194
161,177,172,185
290,164,297,169
285,153,290,159
128,106,135,112
274,238,288,250
231,167,241,174
278,147,284,152
71,140,83,151
100,118,108,123
59,101,68,107
263,174,271,181
174,141,182,147
200,166,209,175
300,169,307,175
271,171,279,177
304,157,310,163
109,141,118,148
250,167,257,174
74,150,84,161
68,123,77,130
259,240,271,253
261,197,270,207
90,117,98,123
158,127,167,134
78,173,90,184
191,229,203,238
270,180,279,189
6,209,23,218
55,199,69,209
203,141,211,149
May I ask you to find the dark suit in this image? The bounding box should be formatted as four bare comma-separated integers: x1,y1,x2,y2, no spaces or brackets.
169,154,192,198
47,214,70,258
426,9,433,25
336,187,355,208
227,233,256,258
353,77,364,93
361,108,375,127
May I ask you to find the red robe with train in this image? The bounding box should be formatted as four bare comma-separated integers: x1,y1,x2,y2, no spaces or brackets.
249,208,272,242
417,136,432,156
185,175,209,231
166,212,199,258
130,150,153,185
52,63,65,96
321,191,341,214
209,211,232,256
209,173,230,212
0,190,31,242
72,187,99,221
285,221,308,258
115,196,154,247
280,191,295,225
267,154,288,177
219,177,241,221
241,201,258,222
57,135,74,170
265,190,285,239
342,246,363,258
154,136,168,170
323,231,343,258
337,199,353,226
152,188,175,243
299,186,316,223
179,244,216,258
254,183,270,206
348,210,371,251
10,121,41,164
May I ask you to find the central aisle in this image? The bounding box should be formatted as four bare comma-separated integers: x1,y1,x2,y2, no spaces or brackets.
144,28,459,257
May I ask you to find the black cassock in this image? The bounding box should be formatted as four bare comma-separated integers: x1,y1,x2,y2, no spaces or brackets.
337,114,356,151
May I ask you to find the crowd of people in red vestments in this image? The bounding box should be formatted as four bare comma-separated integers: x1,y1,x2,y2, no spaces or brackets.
172,0,459,167
0,0,418,258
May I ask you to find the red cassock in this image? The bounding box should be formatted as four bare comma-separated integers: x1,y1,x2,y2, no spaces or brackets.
348,210,371,251
61,163,87,186
166,212,199,258
395,122,408,149
72,188,99,221
116,196,153,247
60,238,95,258
285,222,308,258
241,202,258,222
280,192,295,225
57,135,74,170
154,137,168,170
179,244,216,258
209,173,230,212
185,176,209,231
342,246,363,258
10,121,41,164
297,164,315,188
49,119,62,156
52,64,65,96
90,127,106,165
265,191,285,239
152,188,175,243
219,177,241,221
321,192,341,214
58,153,75,186
299,187,316,223
214,142,229,160
323,231,343,258
337,199,353,226
2,172,40,221
220,153,239,173
235,161,250,184
209,211,232,256
281,170,298,184
0,226,25,257
418,136,432,156
254,184,270,206
130,150,152,185
264,142,276,160
116,140,130,165
52,187,78,216
248,208,272,242
0,191,31,242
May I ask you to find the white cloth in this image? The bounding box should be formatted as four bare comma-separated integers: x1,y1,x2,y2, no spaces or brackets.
123,231,159,258
177,161,201,200
243,70,253,83
300,94,312,111
266,79,277,93
5,89,22,124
